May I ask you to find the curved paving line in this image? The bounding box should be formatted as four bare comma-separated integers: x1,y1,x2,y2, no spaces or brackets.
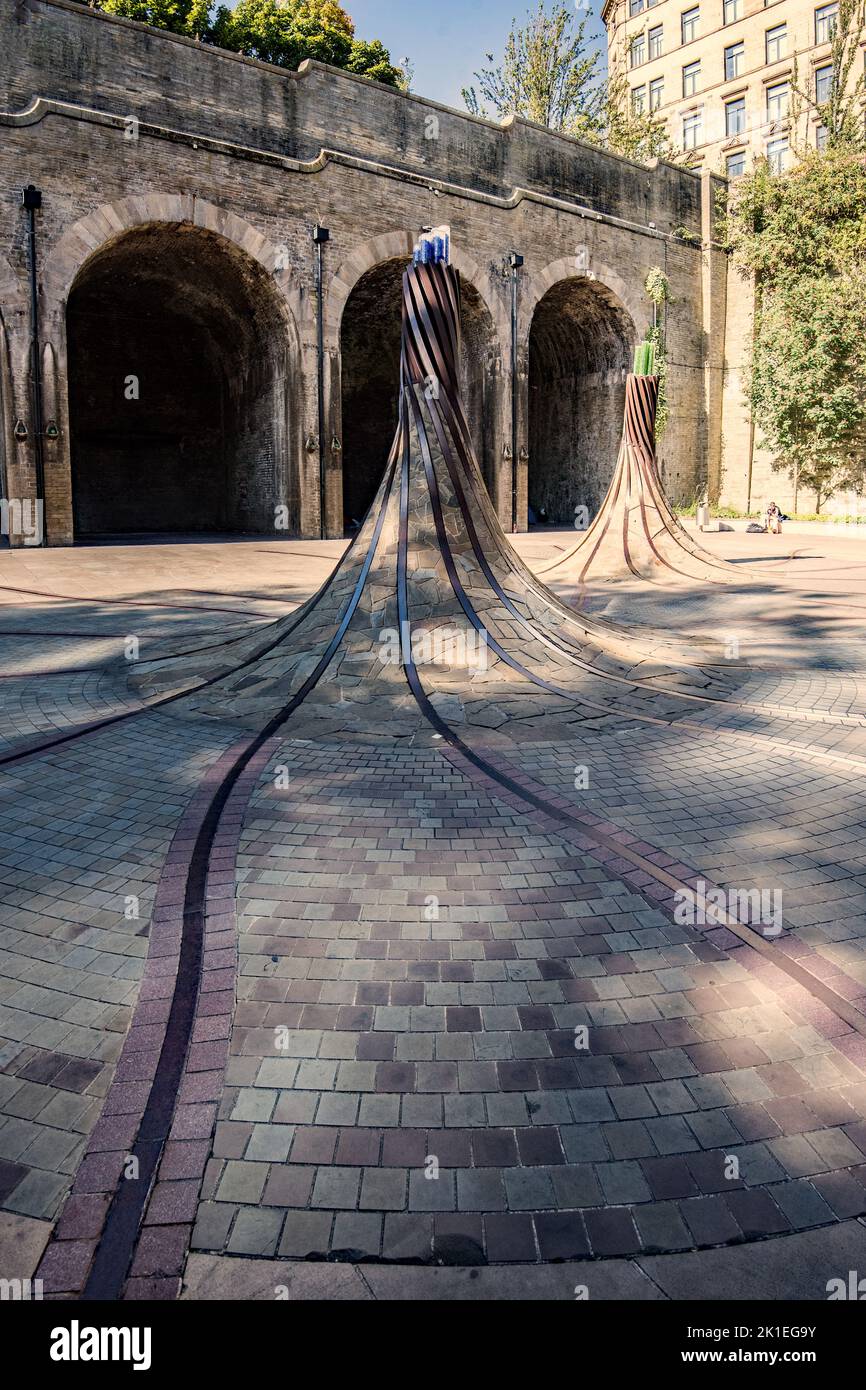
35,468,397,1299
0,582,280,619
0,528,369,769
393,322,866,1048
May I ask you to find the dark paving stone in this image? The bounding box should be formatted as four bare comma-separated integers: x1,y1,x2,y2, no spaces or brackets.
484,1213,537,1262
433,1214,485,1264
534,1211,590,1260
725,1187,791,1238
472,1129,519,1167
382,1213,433,1262
643,1155,700,1200
680,1195,743,1247
633,1201,693,1253
0,1157,27,1204
770,1179,836,1229
517,1127,565,1166
584,1208,642,1257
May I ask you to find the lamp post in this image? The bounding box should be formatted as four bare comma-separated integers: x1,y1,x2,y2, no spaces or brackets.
313,224,330,539
508,252,523,534
22,185,46,545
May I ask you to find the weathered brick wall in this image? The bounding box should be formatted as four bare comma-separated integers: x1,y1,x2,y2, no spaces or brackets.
0,0,717,545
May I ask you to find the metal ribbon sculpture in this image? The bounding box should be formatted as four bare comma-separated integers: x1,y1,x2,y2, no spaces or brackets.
538,371,736,589
131,234,750,743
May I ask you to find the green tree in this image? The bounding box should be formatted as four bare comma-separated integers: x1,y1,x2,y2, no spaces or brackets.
94,0,404,85
791,0,866,153
750,271,866,504
601,75,681,163
726,146,866,506
98,0,211,35
462,1,680,162
462,1,604,138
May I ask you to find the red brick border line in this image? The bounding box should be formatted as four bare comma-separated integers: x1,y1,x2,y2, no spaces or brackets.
439,743,866,1074
122,735,283,1299
35,735,269,1298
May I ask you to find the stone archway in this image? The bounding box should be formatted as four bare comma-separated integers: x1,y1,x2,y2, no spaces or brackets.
527,274,636,526
335,239,501,532
65,220,297,537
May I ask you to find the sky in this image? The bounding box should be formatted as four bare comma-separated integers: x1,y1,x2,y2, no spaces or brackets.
342,1,608,112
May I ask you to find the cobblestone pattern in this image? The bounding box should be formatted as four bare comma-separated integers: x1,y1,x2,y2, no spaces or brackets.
188,741,866,1265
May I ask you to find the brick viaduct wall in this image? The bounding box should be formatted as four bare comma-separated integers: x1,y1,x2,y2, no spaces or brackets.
0,0,727,544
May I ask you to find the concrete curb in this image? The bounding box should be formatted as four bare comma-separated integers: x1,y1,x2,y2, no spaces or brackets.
180,1219,866,1301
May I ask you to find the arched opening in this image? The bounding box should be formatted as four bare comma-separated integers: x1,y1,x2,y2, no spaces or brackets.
339,257,497,532
67,224,293,539
528,278,634,526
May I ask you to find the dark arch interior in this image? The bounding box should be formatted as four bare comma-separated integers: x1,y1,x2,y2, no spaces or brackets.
528,278,634,526
67,224,291,538
340,257,497,531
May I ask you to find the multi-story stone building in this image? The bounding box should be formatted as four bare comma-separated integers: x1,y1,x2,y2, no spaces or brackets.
604,0,864,177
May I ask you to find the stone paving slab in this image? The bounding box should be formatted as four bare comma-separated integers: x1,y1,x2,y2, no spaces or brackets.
180,1218,866,1300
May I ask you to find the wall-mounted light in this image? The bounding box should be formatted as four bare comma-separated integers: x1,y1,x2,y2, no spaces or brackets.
331,436,342,453
305,434,318,453
45,420,59,440
14,419,28,441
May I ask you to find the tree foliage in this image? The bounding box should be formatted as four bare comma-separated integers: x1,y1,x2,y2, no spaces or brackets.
750,270,866,501
462,2,603,136
94,0,404,85
726,147,866,503
462,1,680,163
791,0,866,153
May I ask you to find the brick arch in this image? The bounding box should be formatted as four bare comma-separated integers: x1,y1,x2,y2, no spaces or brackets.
522,255,642,341
44,193,307,343
325,230,506,349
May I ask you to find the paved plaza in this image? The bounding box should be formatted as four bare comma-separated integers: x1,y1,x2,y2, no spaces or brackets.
2,519,866,1300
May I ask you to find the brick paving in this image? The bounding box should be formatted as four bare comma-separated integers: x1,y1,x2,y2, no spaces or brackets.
1,524,865,1294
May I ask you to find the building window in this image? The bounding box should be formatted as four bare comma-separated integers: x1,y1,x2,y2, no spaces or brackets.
630,33,646,66
630,0,644,15
723,0,742,23
726,96,746,135
766,81,789,122
649,24,663,58
682,60,701,96
632,85,647,115
681,7,699,43
815,3,838,44
816,123,829,149
724,41,744,80
647,0,660,8
727,151,746,177
815,63,834,103
682,110,702,148
765,24,786,62
767,137,789,172
650,76,665,109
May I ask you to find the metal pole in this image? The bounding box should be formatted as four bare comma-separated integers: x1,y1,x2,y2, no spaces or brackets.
313,224,330,539
508,252,523,534
23,185,46,545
